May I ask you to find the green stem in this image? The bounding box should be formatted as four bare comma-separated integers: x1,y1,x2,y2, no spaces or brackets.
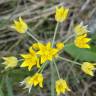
41,63,47,73
26,31,39,42
37,64,44,73
51,61,55,96
58,56,81,65
53,60,60,79
50,22,59,96
37,62,47,73
52,22,59,47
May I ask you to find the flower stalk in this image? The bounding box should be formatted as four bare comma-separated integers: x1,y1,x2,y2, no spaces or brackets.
26,31,39,42
52,22,59,47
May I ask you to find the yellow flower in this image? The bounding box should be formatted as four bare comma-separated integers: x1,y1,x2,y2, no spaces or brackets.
81,62,96,76
32,43,39,50
31,73,43,88
20,76,32,93
74,34,91,48
55,6,69,22
2,56,18,69
20,73,43,93
56,79,70,96
11,17,28,33
37,42,58,64
20,47,39,71
74,22,89,36
56,42,64,50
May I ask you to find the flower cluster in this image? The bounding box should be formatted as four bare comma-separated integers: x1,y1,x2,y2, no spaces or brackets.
74,22,91,48
20,73,43,93
1,5,96,96
21,42,64,71
20,41,64,93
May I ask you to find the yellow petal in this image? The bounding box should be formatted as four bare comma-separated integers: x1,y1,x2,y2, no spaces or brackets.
56,42,64,50
28,65,33,71
20,61,28,67
46,42,51,49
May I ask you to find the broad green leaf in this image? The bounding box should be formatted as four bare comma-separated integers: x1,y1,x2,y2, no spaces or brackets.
64,43,96,62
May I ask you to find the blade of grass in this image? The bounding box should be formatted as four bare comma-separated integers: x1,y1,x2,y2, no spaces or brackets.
0,77,4,96
0,87,4,96
5,75,14,96
51,21,59,96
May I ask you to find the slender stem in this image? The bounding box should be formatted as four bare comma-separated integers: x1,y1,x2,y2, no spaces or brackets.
63,34,74,43
26,31,39,42
37,64,45,73
58,56,81,65
52,22,59,47
51,61,55,96
40,62,48,73
37,62,47,73
50,22,59,96
53,60,60,79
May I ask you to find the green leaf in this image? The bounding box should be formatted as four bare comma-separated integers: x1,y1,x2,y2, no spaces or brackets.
64,43,96,62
